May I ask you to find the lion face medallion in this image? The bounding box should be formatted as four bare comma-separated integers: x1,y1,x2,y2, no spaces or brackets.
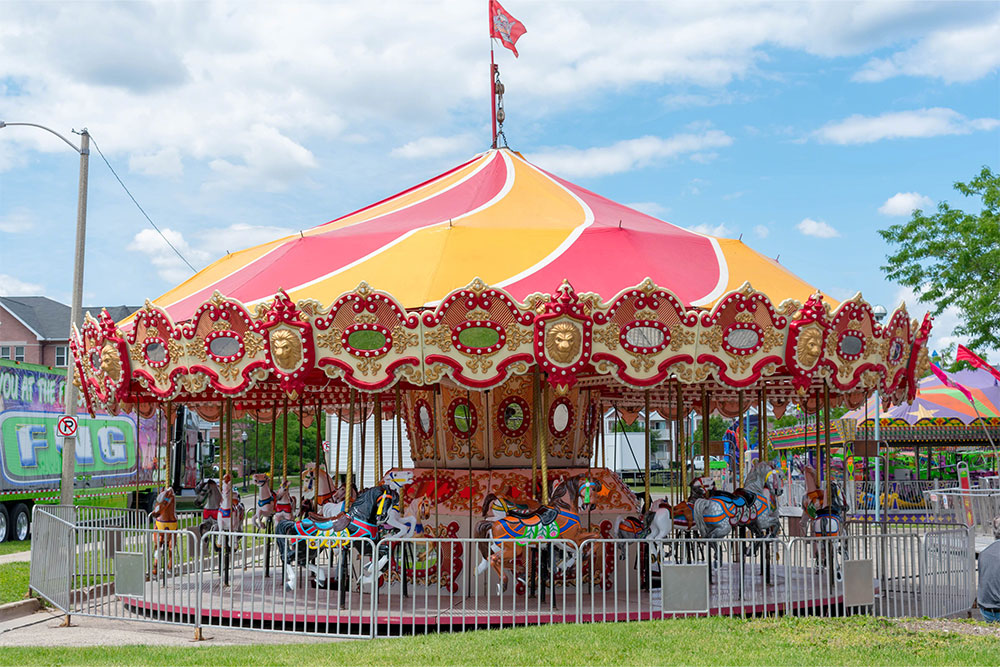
545,321,582,365
100,343,122,382
795,324,823,370
269,327,303,372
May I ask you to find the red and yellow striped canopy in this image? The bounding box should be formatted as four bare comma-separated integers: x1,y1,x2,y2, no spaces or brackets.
150,148,824,321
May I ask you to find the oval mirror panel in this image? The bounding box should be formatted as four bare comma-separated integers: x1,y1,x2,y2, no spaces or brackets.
552,403,570,433
504,402,524,431
452,403,472,433
145,341,167,363
209,335,240,358
625,326,665,349
348,330,387,351
726,328,760,350
418,403,432,435
839,334,864,357
457,326,501,349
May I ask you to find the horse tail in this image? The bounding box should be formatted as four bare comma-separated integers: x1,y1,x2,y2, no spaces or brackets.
692,498,711,538
474,520,495,564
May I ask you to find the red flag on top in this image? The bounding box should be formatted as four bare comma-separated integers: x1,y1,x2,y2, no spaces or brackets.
957,345,1000,383
490,0,527,57
929,362,977,405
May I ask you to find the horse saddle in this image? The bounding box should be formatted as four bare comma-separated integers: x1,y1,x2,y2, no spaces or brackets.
304,513,350,532
505,505,559,525
712,489,752,507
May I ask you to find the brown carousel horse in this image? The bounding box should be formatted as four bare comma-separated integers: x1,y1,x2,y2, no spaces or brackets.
671,476,717,536
151,486,177,576
475,476,602,592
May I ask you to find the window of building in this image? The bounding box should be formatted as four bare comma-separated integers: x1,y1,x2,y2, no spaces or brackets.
55,346,69,367
1,346,25,362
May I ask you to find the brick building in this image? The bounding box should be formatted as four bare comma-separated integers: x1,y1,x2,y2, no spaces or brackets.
0,296,138,367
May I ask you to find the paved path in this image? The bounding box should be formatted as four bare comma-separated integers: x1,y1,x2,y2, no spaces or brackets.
0,551,31,566
0,609,341,647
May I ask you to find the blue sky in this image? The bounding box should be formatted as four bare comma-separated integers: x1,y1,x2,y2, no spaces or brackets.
0,1,997,355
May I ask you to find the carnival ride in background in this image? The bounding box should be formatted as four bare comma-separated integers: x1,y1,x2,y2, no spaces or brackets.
70,147,932,621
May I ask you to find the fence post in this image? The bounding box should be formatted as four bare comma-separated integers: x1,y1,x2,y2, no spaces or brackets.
193,531,204,641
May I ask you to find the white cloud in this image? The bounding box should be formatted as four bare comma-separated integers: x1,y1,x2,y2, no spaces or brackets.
127,223,296,283
854,22,1000,83
625,202,668,217
878,192,935,216
686,222,732,237
391,134,477,159
797,218,839,238
0,273,44,296
0,209,34,233
753,224,770,238
528,130,733,178
129,147,183,178
722,191,748,201
815,108,1000,145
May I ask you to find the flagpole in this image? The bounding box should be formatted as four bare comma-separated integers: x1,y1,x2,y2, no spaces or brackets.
489,1,498,148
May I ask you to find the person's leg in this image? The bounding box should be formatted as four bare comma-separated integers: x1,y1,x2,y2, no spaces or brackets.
981,608,1000,623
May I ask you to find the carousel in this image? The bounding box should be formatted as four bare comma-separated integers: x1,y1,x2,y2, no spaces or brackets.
70,146,933,629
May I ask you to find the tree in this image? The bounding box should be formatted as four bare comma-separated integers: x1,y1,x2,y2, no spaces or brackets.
880,167,1000,350
689,415,729,455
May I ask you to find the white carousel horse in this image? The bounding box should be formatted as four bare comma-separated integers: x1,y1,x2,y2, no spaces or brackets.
273,480,297,523
218,474,246,533
252,473,276,531
302,462,344,518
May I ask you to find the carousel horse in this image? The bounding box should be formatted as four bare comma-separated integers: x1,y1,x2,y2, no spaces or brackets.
194,478,222,526
273,480,297,523
217,474,246,533
800,465,851,583
481,488,542,521
614,497,674,542
151,486,177,576
670,476,716,536
275,475,405,591
693,461,783,540
693,461,783,584
252,473,276,530
302,462,343,517
360,488,435,586
474,476,602,592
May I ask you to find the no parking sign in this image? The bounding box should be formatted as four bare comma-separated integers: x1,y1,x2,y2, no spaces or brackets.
57,415,78,438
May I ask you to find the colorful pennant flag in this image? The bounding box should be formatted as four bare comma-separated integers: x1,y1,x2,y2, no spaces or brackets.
929,362,976,405
490,0,527,57
957,345,1000,383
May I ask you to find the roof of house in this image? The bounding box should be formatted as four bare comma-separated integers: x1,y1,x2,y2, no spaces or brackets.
0,296,140,341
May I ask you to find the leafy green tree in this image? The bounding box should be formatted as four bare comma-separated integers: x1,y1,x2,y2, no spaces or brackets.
689,415,729,456
880,166,1000,349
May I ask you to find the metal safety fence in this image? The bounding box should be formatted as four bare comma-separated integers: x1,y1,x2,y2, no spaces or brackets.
29,507,977,639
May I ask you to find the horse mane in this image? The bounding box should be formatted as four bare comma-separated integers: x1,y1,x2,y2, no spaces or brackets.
803,465,818,493
481,492,498,516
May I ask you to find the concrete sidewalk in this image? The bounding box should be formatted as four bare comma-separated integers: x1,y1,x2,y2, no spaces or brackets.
0,550,31,565
0,610,341,647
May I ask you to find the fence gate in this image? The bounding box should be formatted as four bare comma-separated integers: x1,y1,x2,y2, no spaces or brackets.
921,528,974,618
29,506,74,612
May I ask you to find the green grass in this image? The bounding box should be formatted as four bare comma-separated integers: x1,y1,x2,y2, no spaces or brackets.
0,561,30,605
0,539,31,556
0,617,997,665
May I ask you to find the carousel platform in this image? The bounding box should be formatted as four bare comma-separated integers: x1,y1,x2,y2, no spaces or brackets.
119,560,872,632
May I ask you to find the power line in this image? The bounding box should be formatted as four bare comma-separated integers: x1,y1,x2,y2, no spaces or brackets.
88,133,197,274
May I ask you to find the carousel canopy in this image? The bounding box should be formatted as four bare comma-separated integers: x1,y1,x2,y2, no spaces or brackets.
74,147,931,418
143,148,825,323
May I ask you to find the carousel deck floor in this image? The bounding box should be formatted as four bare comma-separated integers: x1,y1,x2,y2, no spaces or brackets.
119,560,868,630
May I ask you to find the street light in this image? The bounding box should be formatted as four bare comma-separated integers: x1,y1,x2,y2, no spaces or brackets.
1,121,90,507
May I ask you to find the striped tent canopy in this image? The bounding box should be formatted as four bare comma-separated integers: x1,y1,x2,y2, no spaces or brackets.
847,368,1000,425
145,148,826,323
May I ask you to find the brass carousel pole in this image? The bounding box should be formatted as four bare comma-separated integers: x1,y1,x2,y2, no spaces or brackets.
359,394,367,489
531,371,541,500
738,390,745,489
269,401,277,480
701,387,709,480
315,399,323,507
644,390,652,504
677,382,686,496
346,389,356,505
298,396,304,504
334,404,342,485
814,389,822,486
539,381,550,506
466,389,474,538
600,403,607,469
164,402,172,490
761,382,769,464
432,387,441,528
282,396,289,485
374,394,384,479
824,381,832,500
395,387,403,470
